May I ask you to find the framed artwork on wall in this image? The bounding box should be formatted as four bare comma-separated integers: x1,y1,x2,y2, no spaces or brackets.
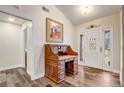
46,17,63,43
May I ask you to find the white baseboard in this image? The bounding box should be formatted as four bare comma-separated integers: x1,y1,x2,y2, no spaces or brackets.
79,64,120,74
102,68,120,74
111,69,120,74
31,73,44,80
0,64,23,71
120,82,124,86
19,64,24,68
27,69,32,76
78,62,84,65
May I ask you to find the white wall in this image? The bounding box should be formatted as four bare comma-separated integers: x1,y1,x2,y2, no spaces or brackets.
0,5,74,79
0,21,23,70
74,13,121,73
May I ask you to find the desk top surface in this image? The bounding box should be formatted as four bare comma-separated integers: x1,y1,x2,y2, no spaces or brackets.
58,55,77,60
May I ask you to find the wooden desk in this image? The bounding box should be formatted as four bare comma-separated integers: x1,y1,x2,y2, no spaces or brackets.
45,44,78,83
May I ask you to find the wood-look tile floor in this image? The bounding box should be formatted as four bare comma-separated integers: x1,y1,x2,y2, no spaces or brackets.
0,65,120,87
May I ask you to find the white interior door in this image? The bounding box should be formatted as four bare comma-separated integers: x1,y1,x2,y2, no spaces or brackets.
82,30,103,69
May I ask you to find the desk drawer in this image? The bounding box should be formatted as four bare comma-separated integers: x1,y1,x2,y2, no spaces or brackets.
58,73,65,80
58,68,65,74
58,65,64,70
58,60,64,65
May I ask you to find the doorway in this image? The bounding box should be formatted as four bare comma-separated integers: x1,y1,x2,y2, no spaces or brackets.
80,27,113,71
0,11,33,75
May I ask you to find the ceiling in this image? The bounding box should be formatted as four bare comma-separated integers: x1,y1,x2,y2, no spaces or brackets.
0,12,28,25
56,5,121,25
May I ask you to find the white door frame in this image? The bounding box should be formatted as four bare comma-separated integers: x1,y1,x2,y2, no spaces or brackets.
79,25,114,72
0,11,34,79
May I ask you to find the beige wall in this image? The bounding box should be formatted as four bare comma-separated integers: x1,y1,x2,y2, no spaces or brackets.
74,13,121,72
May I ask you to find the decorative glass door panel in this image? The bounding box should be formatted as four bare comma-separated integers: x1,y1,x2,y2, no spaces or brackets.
104,28,113,70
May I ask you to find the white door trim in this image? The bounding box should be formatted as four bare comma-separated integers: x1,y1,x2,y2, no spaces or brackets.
79,25,114,72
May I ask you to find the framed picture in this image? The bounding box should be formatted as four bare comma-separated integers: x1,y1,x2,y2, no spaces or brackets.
46,17,63,43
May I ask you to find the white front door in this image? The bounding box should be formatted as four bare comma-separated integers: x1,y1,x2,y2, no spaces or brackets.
82,30,103,69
